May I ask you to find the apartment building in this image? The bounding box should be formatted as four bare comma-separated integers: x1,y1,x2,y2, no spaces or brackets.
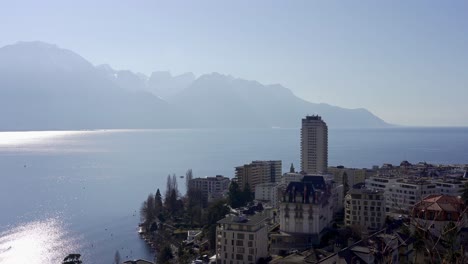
189,175,230,202
433,179,467,196
345,188,386,231
216,213,269,264
301,115,328,174
254,182,281,208
365,176,437,212
235,160,281,192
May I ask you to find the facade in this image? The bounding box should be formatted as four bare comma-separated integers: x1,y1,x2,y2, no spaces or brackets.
328,166,372,187
271,176,337,252
235,160,281,192
434,179,467,196
216,214,269,264
412,195,466,238
301,115,328,174
344,188,386,231
365,176,438,212
254,182,281,208
189,175,230,202
281,172,305,186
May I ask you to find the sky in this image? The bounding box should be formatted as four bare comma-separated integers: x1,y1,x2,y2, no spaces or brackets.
1,0,468,126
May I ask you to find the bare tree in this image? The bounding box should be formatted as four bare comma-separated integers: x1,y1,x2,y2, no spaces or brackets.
114,250,121,264
185,169,193,194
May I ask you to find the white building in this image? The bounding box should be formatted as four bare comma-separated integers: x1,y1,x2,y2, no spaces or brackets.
271,176,337,252
216,213,269,264
433,179,467,196
365,176,438,212
345,188,386,231
301,115,328,174
254,182,281,208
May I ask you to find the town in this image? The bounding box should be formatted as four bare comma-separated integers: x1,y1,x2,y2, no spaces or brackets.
133,116,468,264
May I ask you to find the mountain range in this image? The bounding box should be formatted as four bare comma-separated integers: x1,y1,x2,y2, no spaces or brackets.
0,41,390,130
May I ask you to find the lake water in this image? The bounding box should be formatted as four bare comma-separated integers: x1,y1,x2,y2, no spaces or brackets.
0,127,467,263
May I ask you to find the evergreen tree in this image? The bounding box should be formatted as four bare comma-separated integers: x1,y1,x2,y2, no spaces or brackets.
290,163,295,173
155,188,163,214
228,181,242,208
242,183,254,204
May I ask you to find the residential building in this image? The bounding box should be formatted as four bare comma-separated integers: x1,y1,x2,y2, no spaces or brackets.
301,115,328,174
189,175,230,202
328,166,373,187
365,176,438,212
281,172,305,186
235,160,281,192
216,213,269,264
412,195,466,238
254,182,281,208
317,230,412,264
344,188,386,231
271,176,337,253
433,179,467,196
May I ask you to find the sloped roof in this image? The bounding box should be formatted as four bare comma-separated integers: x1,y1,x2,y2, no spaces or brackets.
414,195,464,212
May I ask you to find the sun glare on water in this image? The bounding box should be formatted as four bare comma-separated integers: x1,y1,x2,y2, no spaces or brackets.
0,131,85,146
0,218,81,264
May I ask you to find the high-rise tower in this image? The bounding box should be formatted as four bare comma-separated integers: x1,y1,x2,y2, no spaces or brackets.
301,115,328,174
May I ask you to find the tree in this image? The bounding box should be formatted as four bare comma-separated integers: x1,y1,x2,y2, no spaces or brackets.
114,250,121,264
155,189,163,214
289,163,295,173
242,183,254,205
461,182,468,205
164,174,180,214
205,199,230,248
228,181,243,208
185,169,193,194
157,244,173,264
140,194,156,227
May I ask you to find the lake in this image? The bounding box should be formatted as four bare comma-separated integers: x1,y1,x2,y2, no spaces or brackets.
0,127,467,263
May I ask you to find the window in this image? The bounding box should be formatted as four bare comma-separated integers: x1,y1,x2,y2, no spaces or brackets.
236,254,243,260
248,241,253,247
236,240,243,246
248,255,253,261
249,234,254,240
237,233,244,240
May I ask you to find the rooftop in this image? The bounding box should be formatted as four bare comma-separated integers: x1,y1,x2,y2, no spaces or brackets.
217,213,268,226
413,194,464,213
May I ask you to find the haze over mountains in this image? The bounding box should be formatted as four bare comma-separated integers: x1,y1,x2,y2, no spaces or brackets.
0,41,390,130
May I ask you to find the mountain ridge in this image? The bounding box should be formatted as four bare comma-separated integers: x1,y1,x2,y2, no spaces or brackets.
0,41,391,130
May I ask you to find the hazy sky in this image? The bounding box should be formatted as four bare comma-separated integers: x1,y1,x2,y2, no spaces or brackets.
1,0,468,126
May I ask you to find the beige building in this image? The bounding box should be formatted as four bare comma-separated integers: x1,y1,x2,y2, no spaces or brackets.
216,213,269,264
189,175,230,202
328,166,372,187
345,188,386,231
235,160,281,192
301,115,328,174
